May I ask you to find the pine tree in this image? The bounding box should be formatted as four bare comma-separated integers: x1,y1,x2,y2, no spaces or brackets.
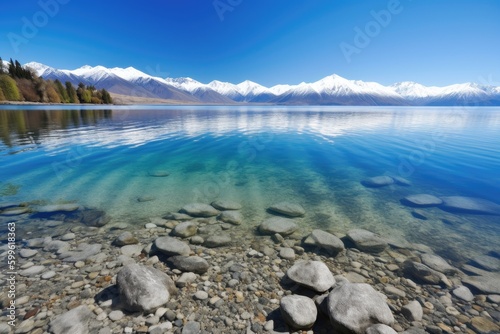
101,89,112,104
0,86,5,101
54,79,69,102
65,81,79,103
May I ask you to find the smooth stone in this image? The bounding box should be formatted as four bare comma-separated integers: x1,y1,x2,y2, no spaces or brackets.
366,324,398,334
211,200,242,211
43,240,70,253
120,244,143,257
345,272,367,283
453,286,474,302
149,322,173,334
268,202,305,217
19,249,38,258
303,229,345,255
392,176,411,186
470,316,500,333
167,256,209,274
154,236,191,257
361,176,394,188
328,282,394,334
117,255,136,266
194,291,208,300
79,209,110,227
37,203,80,213
0,207,29,216
421,253,457,275
114,231,139,246
145,223,157,229
346,229,388,253
403,194,443,207
49,305,92,334
259,217,298,236
163,212,193,221
172,221,198,238
401,301,423,321
41,271,56,279
190,236,204,245
0,323,12,334
287,260,335,293
218,211,242,225
403,260,443,285
279,247,295,260
117,264,177,312
59,243,102,262
176,272,197,288
471,254,500,272
60,233,76,241
108,310,124,321
148,171,170,177
14,319,34,333
182,322,201,334
25,237,51,248
411,209,428,220
463,273,500,294
180,203,219,217
0,202,20,210
19,265,45,277
384,286,406,298
487,294,500,303
203,234,232,248
280,295,317,330
440,196,500,215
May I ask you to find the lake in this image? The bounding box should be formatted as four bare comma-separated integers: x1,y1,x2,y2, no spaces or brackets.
1,105,500,265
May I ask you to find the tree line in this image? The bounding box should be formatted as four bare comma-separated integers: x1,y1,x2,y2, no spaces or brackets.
0,57,112,104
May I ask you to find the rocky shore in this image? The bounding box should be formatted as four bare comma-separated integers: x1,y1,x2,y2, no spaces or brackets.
0,200,499,334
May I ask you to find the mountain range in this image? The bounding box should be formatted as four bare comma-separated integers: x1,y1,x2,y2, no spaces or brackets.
21,62,500,106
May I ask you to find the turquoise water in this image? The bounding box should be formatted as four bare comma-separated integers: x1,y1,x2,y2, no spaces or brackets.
1,106,499,263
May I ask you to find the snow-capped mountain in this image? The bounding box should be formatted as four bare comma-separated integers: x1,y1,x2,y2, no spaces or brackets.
22,61,500,106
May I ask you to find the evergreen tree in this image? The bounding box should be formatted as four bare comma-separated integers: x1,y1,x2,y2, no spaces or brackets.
65,81,79,103
0,86,5,101
8,59,15,77
101,89,112,104
54,79,69,102
0,74,21,101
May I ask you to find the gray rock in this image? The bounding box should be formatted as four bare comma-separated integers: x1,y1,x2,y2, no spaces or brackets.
403,194,443,207
346,229,388,253
392,176,411,186
59,243,102,262
108,310,124,321
182,322,200,334
114,232,138,246
117,264,177,312
180,203,219,217
79,209,110,227
42,270,56,279
172,221,198,238
19,249,38,258
211,200,242,211
279,247,295,260
203,234,232,248
60,232,76,241
167,256,209,274
327,282,394,334
453,286,474,302
411,209,428,220
440,196,500,215
471,255,500,272
218,211,242,225
463,273,500,294
268,202,305,217
49,305,92,334
37,203,80,213
403,260,444,285
287,260,335,293
163,212,192,221
0,323,11,334
366,324,398,334
26,236,51,248
304,229,345,255
176,272,197,287
43,240,70,253
0,207,29,216
19,265,45,277
120,244,143,257
154,236,191,257
280,295,317,329
0,202,20,210
194,291,208,300
259,217,298,236
401,300,423,321
361,176,394,188
421,253,457,275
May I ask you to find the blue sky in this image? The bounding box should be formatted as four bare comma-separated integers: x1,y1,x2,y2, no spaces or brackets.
1,0,499,86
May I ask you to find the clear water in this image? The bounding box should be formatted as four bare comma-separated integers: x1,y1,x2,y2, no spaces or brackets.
1,106,499,264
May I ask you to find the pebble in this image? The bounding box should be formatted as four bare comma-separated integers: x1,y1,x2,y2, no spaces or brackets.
19,249,38,258
241,311,252,320
108,310,124,321
41,270,56,279
61,233,76,241
279,247,295,260
194,291,208,300
74,261,85,268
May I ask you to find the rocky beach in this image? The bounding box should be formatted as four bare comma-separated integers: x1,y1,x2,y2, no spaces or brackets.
1,196,499,334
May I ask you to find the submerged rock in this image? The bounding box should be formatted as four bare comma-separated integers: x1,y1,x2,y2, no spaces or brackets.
327,282,394,334
402,194,443,207
59,243,102,262
268,202,305,217
361,176,394,188
167,256,209,274
49,305,93,334
411,209,428,220
421,253,457,275
163,212,192,221
180,203,219,217
280,295,317,329
218,211,242,225
462,271,500,295
37,203,80,213
401,301,423,321
259,217,298,236
117,264,177,312
78,209,110,227
203,234,232,248
303,229,345,255
471,254,500,272
287,260,335,293
440,196,500,215
114,231,139,246
346,229,388,253
392,176,411,186
0,206,29,216
403,260,444,285
154,236,191,257
453,286,474,302
211,200,242,211
172,221,198,238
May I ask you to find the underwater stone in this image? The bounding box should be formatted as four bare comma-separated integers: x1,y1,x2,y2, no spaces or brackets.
37,203,80,213
346,229,388,253
361,176,394,188
211,200,242,211
259,217,298,236
440,196,500,215
304,229,345,255
154,236,191,257
402,194,443,207
421,253,457,275
172,221,198,238
180,203,219,217
218,211,242,225
268,202,306,217
49,305,93,334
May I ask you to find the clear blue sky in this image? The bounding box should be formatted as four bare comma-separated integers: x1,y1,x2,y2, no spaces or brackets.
1,0,499,86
